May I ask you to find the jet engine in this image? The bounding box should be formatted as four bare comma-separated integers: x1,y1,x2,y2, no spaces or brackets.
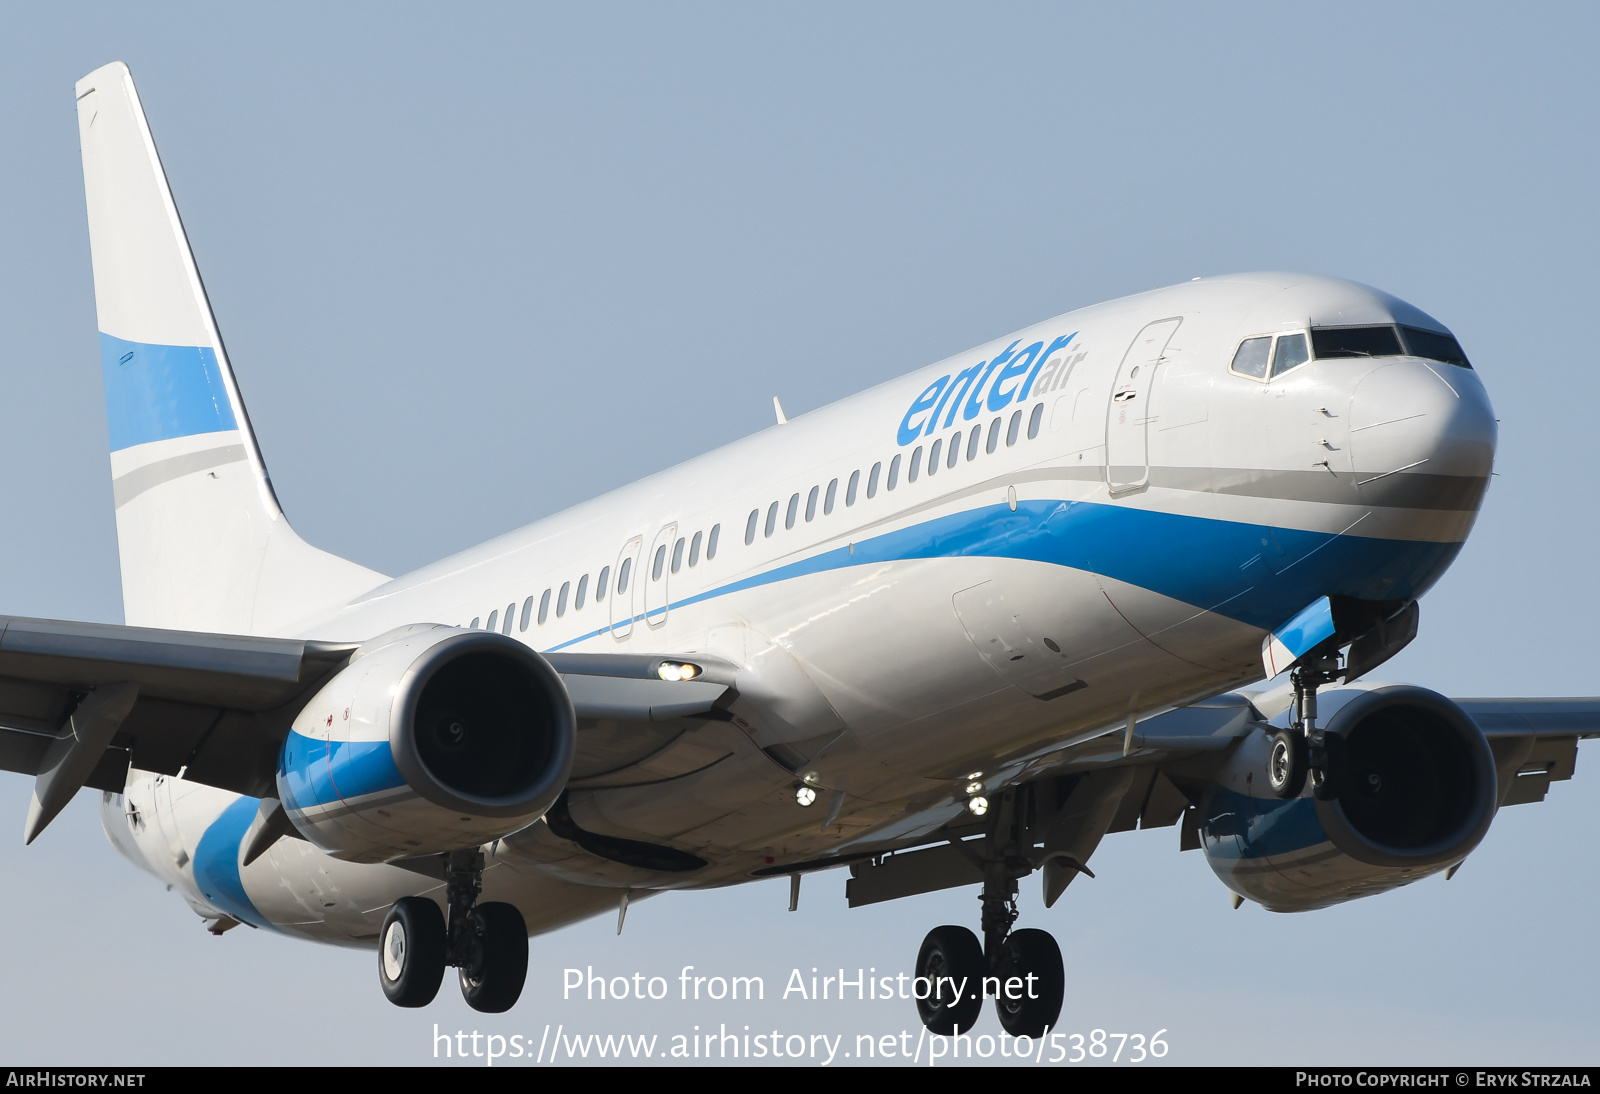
277,625,575,863
1200,685,1497,911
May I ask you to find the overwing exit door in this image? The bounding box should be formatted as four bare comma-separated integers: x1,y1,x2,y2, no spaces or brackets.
644,523,677,627
1105,317,1180,496
609,536,642,640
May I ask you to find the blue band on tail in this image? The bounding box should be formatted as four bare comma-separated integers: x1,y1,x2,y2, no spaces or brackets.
101,333,237,451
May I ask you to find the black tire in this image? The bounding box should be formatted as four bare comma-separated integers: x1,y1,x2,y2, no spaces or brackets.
1268,727,1307,799
993,928,1065,1038
378,897,447,1007
459,902,529,1014
1311,730,1347,801
915,925,984,1036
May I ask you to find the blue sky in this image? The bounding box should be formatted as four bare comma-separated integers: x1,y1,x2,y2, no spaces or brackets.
0,2,1595,1065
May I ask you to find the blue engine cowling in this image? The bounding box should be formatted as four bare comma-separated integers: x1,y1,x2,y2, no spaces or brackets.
1201,684,1498,911
277,625,576,864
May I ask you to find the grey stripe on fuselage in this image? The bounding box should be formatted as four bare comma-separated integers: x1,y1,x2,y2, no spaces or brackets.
1152,466,1488,512
874,462,1484,529
112,444,249,509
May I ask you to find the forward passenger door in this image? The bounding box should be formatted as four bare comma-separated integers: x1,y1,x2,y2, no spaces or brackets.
1106,317,1181,495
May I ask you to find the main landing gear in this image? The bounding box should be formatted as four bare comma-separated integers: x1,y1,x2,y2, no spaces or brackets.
915,788,1065,1039
1267,655,1347,801
379,848,529,1012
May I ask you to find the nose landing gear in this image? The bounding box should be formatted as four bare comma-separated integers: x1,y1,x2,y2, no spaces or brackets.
378,847,529,1012
1268,655,1347,801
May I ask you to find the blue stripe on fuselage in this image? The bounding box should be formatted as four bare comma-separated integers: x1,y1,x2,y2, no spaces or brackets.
100,333,237,451
192,795,276,930
545,498,1461,651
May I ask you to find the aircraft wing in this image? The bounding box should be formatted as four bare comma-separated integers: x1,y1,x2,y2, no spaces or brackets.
841,693,1600,910
0,615,734,841
1119,692,1600,814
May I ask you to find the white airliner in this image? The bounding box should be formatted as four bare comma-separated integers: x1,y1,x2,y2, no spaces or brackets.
7,61,1591,1033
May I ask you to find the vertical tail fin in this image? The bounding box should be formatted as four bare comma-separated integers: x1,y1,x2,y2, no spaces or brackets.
76,62,384,635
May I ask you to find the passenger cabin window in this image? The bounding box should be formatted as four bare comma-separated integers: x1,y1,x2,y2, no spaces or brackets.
947,432,961,468
557,582,570,617
887,454,901,490
847,470,860,505
538,589,551,624
1006,409,1021,446
469,617,480,629
597,566,610,600
575,574,589,609
1028,402,1043,439
652,544,667,580
986,417,1001,454
908,447,922,482
617,558,631,594
824,479,837,515
928,438,943,475
520,596,533,631
689,531,702,567
806,485,819,520
867,462,881,498
502,604,514,634
486,609,499,632
671,537,685,573
966,428,981,461
785,493,799,530
765,502,778,538
745,509,759,545
707,524,720,558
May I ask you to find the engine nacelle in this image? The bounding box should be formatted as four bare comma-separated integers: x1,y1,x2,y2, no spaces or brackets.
277,625,575,863
1201,684,1497,911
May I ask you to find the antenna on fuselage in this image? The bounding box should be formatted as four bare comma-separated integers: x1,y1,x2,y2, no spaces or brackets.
773,396,788,425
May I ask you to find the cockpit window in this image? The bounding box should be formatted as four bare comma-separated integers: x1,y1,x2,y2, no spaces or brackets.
1230,336,1271,379
1271,333,1309,377
1399,326,1472,368
1232,332,1309,382
1310,324,1472,368
1311,325,1404,359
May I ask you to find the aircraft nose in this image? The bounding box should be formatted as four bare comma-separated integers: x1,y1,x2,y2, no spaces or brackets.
1348,361,1496,499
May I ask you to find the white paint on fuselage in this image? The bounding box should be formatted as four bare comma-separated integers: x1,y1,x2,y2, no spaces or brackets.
103,272,1497,945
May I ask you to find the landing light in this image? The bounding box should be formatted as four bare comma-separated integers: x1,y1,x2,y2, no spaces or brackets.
795,786,818,808
657,661,702,682
965,781,984,796
967,796,989,816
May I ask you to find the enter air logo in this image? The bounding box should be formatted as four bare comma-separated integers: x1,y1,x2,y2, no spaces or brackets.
896,333,1077,446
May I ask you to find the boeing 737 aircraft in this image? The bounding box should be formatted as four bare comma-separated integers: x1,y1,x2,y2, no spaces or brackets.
4,61,1592,1035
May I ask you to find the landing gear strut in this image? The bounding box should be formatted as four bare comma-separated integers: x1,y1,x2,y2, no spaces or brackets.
1268,655,1346,800
378,847,529,1012
914,787,1065,1038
